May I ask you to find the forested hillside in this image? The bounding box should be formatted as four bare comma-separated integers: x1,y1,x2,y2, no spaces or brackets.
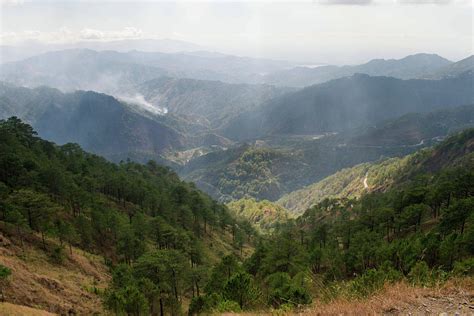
174,128,474,315
279,128,474,213
0,119,473,315
136,77,292,129
0,117,254,314
0,83,236,164
222,72,474,140
227,199,292,233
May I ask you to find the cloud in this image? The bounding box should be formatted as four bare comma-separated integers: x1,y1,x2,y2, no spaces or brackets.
0,0,24,6
396,0,453,4
80,27,143,41
0,27,144,45
316,0,373,5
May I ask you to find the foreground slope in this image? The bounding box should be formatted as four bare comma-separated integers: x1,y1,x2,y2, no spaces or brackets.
232,129,473,313
0,117,254,314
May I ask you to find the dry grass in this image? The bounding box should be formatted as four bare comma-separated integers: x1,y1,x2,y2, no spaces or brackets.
0,226,110,315
304,278,474,315
215,279,474,315
0,302,56,316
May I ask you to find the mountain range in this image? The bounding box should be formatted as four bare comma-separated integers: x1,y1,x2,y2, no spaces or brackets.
263,53,473,87
222,72,474,140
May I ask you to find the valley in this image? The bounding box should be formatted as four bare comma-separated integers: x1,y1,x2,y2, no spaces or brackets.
0,10,473,313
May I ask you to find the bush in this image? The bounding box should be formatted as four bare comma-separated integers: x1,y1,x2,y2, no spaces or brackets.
213,300,241,313
408,261,430,286
349,269,386,297
452,258,474,276
50,246,66,264
265,272,311,307
0,265,11,280
188,293,223,315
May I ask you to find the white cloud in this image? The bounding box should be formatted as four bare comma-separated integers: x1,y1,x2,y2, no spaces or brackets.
316,0,373,5
79,27,143,41
0,27,144,45
0,0,24,6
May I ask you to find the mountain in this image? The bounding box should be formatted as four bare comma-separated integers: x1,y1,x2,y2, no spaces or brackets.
349,104,474,146
278,127,474,213
0,39,205,63
179,135,419,203
222,72,474,141
0,82,218,163
263,53,453,87
136,77,293,129
0,49,169,93
426,55,474,79
186,104,474,204
0,49,292,92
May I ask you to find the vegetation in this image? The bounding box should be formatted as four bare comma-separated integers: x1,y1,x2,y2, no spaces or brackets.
1,117,473,315
227,198,292,233
0,117,254,315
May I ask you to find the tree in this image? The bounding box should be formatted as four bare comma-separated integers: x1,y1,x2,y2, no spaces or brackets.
223,272,257,309
7,189,56,249
441,198,474,235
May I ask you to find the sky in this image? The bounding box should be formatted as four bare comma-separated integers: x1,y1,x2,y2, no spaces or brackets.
0,0,472,64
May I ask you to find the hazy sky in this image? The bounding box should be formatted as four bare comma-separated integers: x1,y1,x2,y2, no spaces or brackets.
0,0,472,64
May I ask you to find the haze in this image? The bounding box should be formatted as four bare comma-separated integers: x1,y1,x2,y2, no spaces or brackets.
1,0,472,64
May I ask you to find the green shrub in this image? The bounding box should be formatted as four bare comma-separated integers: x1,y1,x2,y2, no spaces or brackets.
0,265,11,280
349,269,386,297
188,293,223,315
266,272,312,307
213,300,241,313
452,258,474,276
408,261,430,286
50,246,66,264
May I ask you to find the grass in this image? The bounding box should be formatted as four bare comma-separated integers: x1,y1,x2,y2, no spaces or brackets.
0,302,56,316
0,223,110,315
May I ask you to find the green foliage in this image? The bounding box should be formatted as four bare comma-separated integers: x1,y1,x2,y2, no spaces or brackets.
0,118,254,314
0,264,11,280
50,246,66,264
452,258,474,276
227,198,292,233
265,272,312,307
214,300,242,313
223,272,257,309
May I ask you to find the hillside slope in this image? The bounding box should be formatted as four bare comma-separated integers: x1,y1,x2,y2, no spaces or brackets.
222,73,474,140
0,117,254,314
279,128,474,213
136,77,292,129
0,83,235,164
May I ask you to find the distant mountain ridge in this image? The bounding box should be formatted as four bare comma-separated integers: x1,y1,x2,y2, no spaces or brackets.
0,82,234,163
136,77,293,129
222,72,474,141
0,48,292,92
263,53,454,87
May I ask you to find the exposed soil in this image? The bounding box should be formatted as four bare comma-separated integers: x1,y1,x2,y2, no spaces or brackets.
0,225,110,315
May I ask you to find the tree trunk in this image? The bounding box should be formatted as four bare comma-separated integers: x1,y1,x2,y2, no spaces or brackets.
159,298,164,316
41,231,46,250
